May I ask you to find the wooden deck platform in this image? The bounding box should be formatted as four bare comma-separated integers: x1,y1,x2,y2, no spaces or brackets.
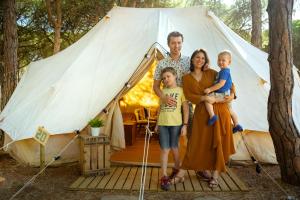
111,137,186,166
69,166,249,192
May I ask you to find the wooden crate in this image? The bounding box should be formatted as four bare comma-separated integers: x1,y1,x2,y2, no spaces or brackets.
79,135,110,176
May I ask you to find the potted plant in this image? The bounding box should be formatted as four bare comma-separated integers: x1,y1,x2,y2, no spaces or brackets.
88,118,104,136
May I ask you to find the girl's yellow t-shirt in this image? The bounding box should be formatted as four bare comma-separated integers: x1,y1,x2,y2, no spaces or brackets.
157,87,186,126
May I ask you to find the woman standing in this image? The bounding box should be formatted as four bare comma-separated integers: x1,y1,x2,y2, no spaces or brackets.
173,49,236,187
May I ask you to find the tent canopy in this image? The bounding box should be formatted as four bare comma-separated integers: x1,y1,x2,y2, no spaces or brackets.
1,6,300,142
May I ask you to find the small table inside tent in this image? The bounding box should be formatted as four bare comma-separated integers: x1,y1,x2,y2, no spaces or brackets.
123,121,137,146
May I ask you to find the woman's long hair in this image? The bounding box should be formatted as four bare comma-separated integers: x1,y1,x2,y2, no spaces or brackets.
190,49,210,72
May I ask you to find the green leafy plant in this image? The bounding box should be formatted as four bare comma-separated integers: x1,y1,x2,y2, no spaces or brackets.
88,118,104,128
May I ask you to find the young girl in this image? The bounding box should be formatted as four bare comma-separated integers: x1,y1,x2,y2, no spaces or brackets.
203,50,243,133
155,67,189,191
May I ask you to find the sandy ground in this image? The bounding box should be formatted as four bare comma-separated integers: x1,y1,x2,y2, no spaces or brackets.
0,152,300,200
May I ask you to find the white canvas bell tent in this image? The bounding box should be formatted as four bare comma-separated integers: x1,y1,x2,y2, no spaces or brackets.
1,6,300,166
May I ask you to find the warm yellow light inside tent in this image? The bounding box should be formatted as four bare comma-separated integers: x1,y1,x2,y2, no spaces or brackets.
123,61,159,108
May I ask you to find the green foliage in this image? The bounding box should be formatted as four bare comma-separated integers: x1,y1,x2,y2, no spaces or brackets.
16,0,115,68
185,0,267,44
185,0,228,18
261,29,269,52
222,0,252,41
13,0,180,69
88,118,104,127
4,0,297,72
292,20,300,70
138,0,181,8
260,20,300,70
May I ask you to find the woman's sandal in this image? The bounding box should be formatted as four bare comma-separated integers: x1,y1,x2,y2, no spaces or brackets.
169,168,179,179
196,171,212,181
209,178,219,188
170,175,185,184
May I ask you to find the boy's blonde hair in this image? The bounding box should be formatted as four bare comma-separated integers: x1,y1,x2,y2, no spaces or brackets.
218,50,232,60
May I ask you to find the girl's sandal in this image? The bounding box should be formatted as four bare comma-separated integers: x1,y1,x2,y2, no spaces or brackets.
170,176,185,184
209,178,219,188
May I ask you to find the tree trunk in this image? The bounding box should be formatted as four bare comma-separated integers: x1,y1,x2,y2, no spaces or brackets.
45,0,62,54
121,0,129,6
251,0,262,48
1,0,18,110
267,0,300,185
131,0,137,7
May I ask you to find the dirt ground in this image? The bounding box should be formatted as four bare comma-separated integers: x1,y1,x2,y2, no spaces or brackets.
0,152,300,200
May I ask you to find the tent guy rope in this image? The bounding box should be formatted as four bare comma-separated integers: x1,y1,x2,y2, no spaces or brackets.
138,50,159,200
8,132,79,200
0,140,15,151
240,132,295,200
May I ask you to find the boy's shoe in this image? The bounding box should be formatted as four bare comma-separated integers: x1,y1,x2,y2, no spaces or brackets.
169,168,179,179
233,124,243,133
160,176,170,191
208,115,218,126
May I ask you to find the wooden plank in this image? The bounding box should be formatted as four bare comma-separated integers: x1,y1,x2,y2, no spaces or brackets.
114,167,131,190
218,173,230,191
104,141,110,168
143,167,152,190
91,144,98,170
221,172,239,191
226,168,249,191
175,181,184,191
158,168,163,191
132,167,143,190
79,177,95,189
96,167,116,189
149,167,158,191
187,170,202,192
98,143,104,169
79,138,84,173
87,176,104,189
183,170,194,192
105,167,123,189
84,145,91,172
123,167,138,190
69,176,85,189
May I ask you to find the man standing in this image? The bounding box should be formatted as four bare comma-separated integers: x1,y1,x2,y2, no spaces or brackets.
153,31,190,105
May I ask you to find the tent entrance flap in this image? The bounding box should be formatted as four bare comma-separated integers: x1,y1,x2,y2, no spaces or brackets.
97,47,164,150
